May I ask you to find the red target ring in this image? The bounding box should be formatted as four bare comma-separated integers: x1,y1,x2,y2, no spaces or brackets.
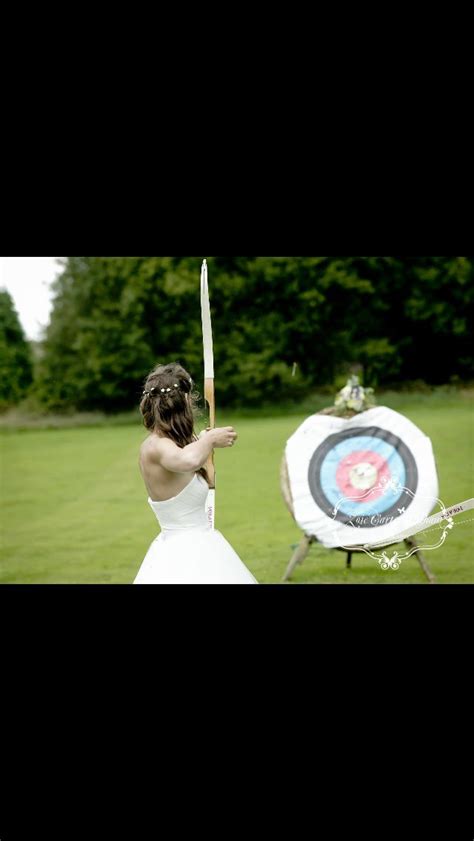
335,449,391,502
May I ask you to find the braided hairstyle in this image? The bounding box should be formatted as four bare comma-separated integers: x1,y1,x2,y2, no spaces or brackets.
139,362,210,486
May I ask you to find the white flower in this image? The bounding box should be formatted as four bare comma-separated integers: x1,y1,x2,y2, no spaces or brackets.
347,398,363,411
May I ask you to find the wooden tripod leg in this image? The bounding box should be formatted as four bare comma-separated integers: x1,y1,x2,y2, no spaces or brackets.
404,536,437,584
282,534,313,582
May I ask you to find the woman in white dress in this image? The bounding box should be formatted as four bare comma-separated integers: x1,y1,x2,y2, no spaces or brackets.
134,362,258,584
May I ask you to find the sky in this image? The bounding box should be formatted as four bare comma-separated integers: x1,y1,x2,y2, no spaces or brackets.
0,257,63,341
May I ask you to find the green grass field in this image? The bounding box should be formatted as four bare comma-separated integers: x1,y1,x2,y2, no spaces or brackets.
1,390,473,584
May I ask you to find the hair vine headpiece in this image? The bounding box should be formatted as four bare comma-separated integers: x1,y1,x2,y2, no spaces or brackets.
142,378,193,398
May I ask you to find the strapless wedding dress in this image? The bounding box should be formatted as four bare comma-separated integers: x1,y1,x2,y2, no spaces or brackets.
134,473,258,584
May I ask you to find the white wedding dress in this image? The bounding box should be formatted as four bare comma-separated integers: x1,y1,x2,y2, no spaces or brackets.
134,473,258,584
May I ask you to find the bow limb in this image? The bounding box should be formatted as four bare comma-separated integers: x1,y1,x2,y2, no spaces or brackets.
204,378,215,485
201,259,216,527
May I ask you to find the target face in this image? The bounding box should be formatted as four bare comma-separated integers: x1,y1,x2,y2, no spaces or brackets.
285,406,438,549
308,425,418,526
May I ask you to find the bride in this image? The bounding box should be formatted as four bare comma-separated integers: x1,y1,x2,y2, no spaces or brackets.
134,362,258,584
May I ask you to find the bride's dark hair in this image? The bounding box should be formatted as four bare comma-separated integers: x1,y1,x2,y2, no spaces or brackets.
139,362,210,485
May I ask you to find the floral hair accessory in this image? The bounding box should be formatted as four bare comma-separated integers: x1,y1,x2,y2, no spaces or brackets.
142,383,182,397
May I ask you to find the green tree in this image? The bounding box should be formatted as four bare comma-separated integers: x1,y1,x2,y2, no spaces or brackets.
35,256,474,412
0,289,34,409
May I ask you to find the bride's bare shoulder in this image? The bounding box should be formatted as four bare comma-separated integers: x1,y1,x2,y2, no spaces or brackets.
141,434,159,454
139,438,161,480
140,434,174,462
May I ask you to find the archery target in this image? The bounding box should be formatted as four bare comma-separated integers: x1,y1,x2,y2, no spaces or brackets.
308,426,418,525
285,406,438,549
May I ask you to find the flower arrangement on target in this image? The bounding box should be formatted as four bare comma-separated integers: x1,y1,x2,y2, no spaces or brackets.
333,375,376,415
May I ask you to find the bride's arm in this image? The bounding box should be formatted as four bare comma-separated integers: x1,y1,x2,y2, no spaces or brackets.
152,427,236,473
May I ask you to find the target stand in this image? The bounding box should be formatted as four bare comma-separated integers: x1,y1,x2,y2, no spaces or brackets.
280,406,437,583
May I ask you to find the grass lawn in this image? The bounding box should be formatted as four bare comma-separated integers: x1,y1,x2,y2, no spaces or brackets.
1,389,473,584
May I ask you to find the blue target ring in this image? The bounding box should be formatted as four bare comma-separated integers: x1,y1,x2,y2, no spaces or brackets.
308,425,418,526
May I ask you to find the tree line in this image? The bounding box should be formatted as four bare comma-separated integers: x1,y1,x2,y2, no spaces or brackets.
1,256,473,411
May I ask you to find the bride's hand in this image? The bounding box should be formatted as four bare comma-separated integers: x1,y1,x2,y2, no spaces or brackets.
211,426,238,448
